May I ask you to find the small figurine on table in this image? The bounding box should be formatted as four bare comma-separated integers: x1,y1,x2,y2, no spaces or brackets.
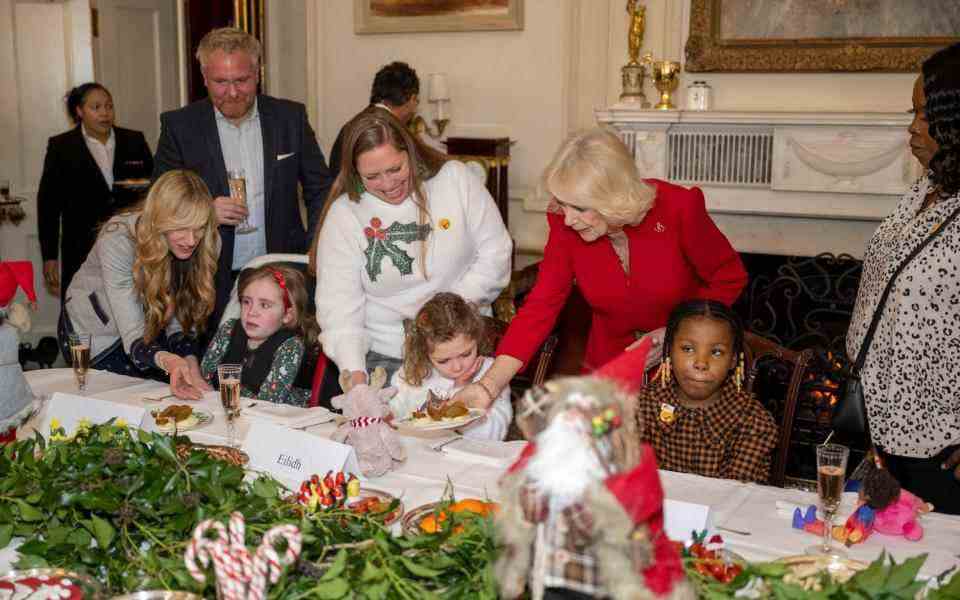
0,261,38,443
330,367,405,477
495,376,692,600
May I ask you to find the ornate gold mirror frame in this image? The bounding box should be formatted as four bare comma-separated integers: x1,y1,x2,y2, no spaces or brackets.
685,0,958,73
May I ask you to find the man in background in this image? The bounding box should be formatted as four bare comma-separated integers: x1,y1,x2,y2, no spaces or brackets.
154,27,333,328
328,61,420,176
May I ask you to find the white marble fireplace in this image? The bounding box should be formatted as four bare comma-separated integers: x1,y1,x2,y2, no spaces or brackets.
593,107,920,259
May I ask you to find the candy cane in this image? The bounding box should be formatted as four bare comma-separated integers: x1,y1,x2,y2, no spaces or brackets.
185,519,228,583
248,524,301,600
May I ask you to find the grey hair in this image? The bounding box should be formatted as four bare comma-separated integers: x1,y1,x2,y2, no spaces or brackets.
195,27,261,70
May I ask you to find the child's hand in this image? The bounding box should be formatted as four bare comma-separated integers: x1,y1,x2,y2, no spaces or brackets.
942,447,960,480
454,356,484,387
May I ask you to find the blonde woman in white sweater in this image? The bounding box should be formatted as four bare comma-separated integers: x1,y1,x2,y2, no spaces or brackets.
310,108,512,388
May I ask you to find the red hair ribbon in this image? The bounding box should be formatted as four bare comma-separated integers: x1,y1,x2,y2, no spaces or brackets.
271,269,292,311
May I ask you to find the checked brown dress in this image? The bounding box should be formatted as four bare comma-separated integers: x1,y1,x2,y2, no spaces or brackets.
634,380,778,484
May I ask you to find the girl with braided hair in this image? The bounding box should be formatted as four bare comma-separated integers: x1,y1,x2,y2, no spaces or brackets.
599,299,778,484
201,264,316,406
390,292,512,440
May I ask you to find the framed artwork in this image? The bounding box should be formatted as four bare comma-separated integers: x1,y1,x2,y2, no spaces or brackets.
685,0,960,72
354,0,523,34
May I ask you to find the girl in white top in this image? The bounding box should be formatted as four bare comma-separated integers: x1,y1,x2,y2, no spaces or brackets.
310,107,512,388
391,292,511,441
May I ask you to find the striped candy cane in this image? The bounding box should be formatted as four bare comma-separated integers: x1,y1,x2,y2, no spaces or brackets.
248,524,302,600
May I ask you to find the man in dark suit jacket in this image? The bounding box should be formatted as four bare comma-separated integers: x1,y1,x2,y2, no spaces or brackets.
37,115,153,304
153,28,333,329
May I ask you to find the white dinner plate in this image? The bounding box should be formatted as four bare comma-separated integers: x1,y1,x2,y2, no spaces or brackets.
395,408,485,432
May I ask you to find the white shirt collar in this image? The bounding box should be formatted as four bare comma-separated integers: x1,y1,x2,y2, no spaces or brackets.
81,123,115,147
214,98,260,125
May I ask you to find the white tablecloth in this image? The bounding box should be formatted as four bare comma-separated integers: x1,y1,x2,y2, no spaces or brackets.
15,369,960,579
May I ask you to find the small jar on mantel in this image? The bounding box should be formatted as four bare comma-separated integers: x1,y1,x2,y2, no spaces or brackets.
686,81,712,111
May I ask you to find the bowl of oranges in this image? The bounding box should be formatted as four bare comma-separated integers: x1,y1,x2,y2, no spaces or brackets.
401,497,499,536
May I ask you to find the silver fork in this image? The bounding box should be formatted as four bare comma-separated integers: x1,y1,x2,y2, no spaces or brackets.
430,436,462,452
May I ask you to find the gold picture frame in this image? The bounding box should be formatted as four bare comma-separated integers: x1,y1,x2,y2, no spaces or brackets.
355,0,523,34
685,0,959,73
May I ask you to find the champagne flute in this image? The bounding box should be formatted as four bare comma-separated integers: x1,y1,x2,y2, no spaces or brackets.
218,364,243,448
68,332,91,392
227,168,256,234
807,443,850,557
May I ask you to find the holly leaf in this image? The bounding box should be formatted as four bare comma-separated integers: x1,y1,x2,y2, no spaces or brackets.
320,550,348,581
0,524,12,549
399,555,443,578
14,554,48,569
90,514,116,549
885,553,926,591
849,550,889,596
312,577,349,599
252,477,280,499
14,499,43,522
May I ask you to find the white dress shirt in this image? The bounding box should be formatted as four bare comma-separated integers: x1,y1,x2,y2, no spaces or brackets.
82,124,115,190
214,100,266,269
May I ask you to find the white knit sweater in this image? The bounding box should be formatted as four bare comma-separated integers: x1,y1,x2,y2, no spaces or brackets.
315,160,512,372
390,357,512,441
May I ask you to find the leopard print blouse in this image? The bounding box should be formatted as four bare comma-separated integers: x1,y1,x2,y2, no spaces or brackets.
847,174,960,458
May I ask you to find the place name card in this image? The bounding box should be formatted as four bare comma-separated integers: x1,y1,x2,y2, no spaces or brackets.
32,392,148,439
663,498,712,543
242,421,361,486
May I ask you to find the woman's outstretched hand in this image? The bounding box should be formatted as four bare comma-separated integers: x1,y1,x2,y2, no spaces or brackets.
162,353,203,400
625,326,665,371
453,382,494,410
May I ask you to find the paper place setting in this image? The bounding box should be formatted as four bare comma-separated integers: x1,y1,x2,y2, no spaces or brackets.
240,398,335,429
434,437,527,468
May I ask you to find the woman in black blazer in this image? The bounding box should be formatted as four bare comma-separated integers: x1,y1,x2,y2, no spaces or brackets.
37,83,154,303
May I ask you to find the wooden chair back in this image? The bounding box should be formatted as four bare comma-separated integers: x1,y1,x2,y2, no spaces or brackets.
743,331,814,487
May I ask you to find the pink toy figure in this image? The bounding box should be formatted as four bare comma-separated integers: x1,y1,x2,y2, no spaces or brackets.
330,367,405,477
860,461,931,541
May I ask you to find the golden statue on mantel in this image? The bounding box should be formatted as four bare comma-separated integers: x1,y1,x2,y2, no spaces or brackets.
626,0,646,66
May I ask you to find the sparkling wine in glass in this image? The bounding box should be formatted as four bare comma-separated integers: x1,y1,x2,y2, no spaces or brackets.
69,332,91,392
807,443,850,557
218,363,242,447
227,169,256,234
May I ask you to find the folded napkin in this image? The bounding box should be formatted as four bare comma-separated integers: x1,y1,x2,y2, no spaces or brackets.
245,402,335,429
440,438,527,468
202,393,334,429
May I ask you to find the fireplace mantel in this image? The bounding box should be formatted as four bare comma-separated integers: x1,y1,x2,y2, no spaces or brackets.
588,108,920,258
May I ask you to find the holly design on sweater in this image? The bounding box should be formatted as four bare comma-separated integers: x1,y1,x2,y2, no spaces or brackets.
362,217,432,281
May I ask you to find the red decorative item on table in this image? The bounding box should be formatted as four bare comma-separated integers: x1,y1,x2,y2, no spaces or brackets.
0,261,39,445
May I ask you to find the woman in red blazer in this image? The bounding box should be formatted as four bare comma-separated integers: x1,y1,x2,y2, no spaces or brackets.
455,128,747,409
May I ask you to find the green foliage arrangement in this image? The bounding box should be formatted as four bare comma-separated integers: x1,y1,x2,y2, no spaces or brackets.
0,421,499,598
686,550,960,599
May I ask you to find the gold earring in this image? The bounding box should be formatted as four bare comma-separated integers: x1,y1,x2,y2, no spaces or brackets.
734,353,745,394
659,357,671,389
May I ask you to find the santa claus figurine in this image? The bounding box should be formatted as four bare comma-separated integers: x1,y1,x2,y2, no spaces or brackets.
0,261,38,444
495,374,693,600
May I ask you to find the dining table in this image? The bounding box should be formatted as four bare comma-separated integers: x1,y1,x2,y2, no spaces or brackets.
10,368,960,580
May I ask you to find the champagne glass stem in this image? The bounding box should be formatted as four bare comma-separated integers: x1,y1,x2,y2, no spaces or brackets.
822,509,833,553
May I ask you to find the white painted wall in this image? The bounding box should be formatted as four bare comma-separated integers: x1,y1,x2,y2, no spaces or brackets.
0,0,94,343
303,0,922,264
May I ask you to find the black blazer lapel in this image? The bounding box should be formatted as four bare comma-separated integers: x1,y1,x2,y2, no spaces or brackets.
69,126,111,195
201,100,230,198
258,96,277,249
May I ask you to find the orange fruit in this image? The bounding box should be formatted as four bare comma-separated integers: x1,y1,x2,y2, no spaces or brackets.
418,511,448,533
450,499,489,515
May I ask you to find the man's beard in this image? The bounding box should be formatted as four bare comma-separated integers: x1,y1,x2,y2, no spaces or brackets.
525,413,606,509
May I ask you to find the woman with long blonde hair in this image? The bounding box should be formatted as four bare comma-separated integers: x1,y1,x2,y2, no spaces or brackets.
60,169,219,398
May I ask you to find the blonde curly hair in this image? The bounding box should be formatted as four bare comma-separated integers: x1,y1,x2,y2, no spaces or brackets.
132,170,219,343
401,292,485,387
540,127,656,227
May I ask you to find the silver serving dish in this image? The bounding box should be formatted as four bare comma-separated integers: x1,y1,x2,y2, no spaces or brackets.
0,567,103,598
110,592,202,600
